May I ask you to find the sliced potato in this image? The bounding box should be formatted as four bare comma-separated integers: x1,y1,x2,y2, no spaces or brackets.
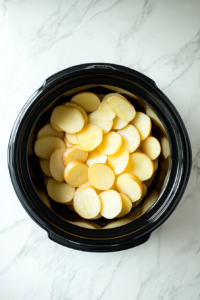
143,172,155,189
142,136,161,160
50,106,84,133
130,112,151,141
71,92,100,112
99,190,122,219
116,173,143,202
51,121,63,131
153,158,159,171
65,132,78,145
49,148,65,182
77,124,103,151
107,143,129,175
62,147,88,166
98,94,116,121
112,116,128,130
64,136,73,148
116,193,132,218
34,136,65,159
97,132,122,155
142,190,159,214
64,161,88,187
77,181,101,194
91,213,102,220
118,125,140,153
39,159,52,177
145,107,166,134
37,124,64,139
161,137,170,159
44,177,49,187
86,149,107,167
89,163,115,190
74,187,101,219
88,110,113,134
107,94,136,122
64,102,88,124
125,153,154,181
47,178,75,203
97,94,105,101
132,183,147,208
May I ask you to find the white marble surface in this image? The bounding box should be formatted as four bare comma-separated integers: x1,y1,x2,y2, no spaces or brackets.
0,0,200,299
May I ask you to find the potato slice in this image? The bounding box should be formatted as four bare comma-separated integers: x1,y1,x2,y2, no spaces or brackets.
86,149,107,167
91,213,102,220
118,125,140,153
97,94,105,101
89,163,115,190
64,161,88,187
39,159,52,177
143,172,155,189
107,94,136,122
97,132,122,155
161,137,170,159
77,181,101,194
77,124,103,151
37,124,64,139
62,147,88,166
116,193,132,218
142,136,161,160
98,94,116,120
51,122,63,131
74,187,101,219
142,190,159,214
49,148,65,182
64,102,88,124
44,177,49,187
132,183,147,208
99,190,122,219
130,112,151,141
145,107,166,134
47,178,75,203
88,110,113,134
112,116,128,130
34,136,65,159
107,143,129,175
64,136,73,148
71,92,100,112
116,173,143,202
125,153,154,181
50,106,84,133
65,132,78,145
153,158,159,171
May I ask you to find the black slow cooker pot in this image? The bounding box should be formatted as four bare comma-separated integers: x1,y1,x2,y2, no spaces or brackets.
8,63,192,252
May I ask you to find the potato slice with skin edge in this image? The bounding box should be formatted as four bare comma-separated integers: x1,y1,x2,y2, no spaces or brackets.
34,136,65,159
112,116,128,130
99,190,122,219
47,178,75,203
77,124,103,151
86,149,107,167
142,136,161,160
49,148,65,182
132,183,147,208
89,163,115,190
98,94,116,121
161,137,170,159
116,173,143,202
64,161,88,187
65,132,78,145
88,110,113,134
97,132,122,155
64,102,88,124
142,190,159,214
107,94,136,122
74,187,101,219
50,106,84,133
130,112,151,141
116,193,132,218
62,147,88,166
107,143,129,175
71,92,100,112
37,124,64,139
118,125,140,153
39,159,52,177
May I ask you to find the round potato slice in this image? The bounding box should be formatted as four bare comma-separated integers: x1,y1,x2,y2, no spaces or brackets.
51,122,63,131
77,181,101,194
112,116,128,130
142,136,161,160
98,94,116,120
91,213,102,220
50,106,84,133
161,137,170,159
97,132,122,155
86,149,107,167
64,102,88,124
39,159,52,177
65,132,78,145
116,193,132,218
153,158,159,171
71,92,100,112
37,124,64,139
116,173,143,202
130,112,151,141
88,110,113,134
47,178,75,203
118,125,140,153
143,172,155,189
50,148,65,182
74,187,101,219
142,190,159,214
34,136,65,159
99,190,122,219
77,124,103,151
64,161,88,187
64,136,73,148
89,163,115,190
132,183,148,208
62,147,88,166
107,143,129,175
107,94,136,122
145,107,166,134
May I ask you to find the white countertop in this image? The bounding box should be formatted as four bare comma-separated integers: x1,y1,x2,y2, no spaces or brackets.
0,0,200,299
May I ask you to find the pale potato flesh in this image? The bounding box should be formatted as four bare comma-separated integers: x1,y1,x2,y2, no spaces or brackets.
64,102,88,124
98,94,116,121
107,95,136,122
161,137,170,159
116,193,132,218
116,173,143,202
125,153,154,181
142,136,161,160
143,172,155,189
51,121,63,131
153,158,159,171
65,132,78,145
62,147,88,166
86,149,107,167
64,136,73,148
49,148,65,182
37,124,64,139
88,110,113,134
47,178,75,203
112,116,128,130
77,124,103,151
145,107,166,134
97,132,122,155
118,125,140,153
89,163,115,190
64,161,88,187
34,136,65,159
107,143,129,175
77,181,101,194
130,112,151,141
39,159,52,177
71,92,100,112
132,183,147,208
99,190,122,219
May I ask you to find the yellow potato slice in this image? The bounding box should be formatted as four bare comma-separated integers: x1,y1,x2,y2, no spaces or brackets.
145,107,166,134
142,136,161,160
44,177,50,187
112,116,128,130
77,181,101,194
98,94,116,121
107,94,136,122
143,172,155,189
64,136,73,148
116,193,132,218
37,124,64,139
47,178,75,203
99,190,122,219
161,137,170,159
49,148,65,182
116,173,143,202
64,161,88,187
71,92,100,112
51,121,63,131
64,102,88,124
34,136,65,159
107,143,129,175
142,190,159,214
153,158,159,171
50,106,84,133
130,112,151,141
88,110,113,134
97,132,122,155
118,125,140,153
65,132,78,145
74,187,101,219
62,147,88,166
89,163,115,190
86,149,107,167
125,153,154,181
77,124,103,151
39,159,52,177
91,213,102,220
132,183,147,208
